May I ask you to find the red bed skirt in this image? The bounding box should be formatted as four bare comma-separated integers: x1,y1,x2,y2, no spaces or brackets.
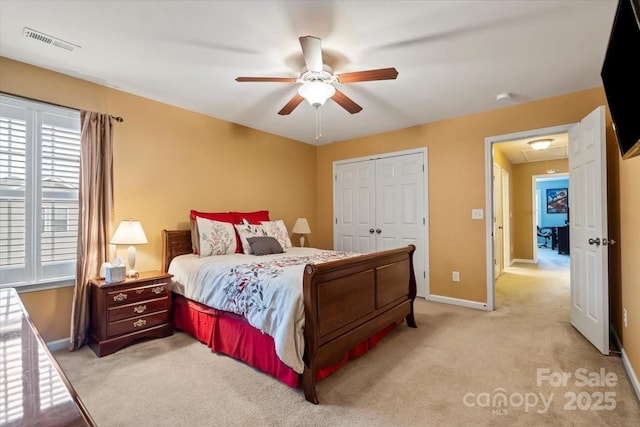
172,294,396,388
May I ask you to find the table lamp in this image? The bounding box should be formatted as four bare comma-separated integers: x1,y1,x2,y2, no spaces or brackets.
110,219,148,278
292,218,311,247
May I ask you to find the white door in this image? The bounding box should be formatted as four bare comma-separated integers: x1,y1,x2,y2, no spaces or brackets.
501,169,511,267
493,164,504,278
375,154,424,252
568,106,609,355
334,151,428,297
334,161,376,253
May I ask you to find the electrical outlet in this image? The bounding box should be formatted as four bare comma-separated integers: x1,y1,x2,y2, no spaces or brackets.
623,308,628,328
452,271,460,282
471,209,483,220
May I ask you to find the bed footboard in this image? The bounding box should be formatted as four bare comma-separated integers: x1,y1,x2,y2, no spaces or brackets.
301,245,417,404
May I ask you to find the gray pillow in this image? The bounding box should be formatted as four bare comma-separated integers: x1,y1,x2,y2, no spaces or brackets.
247,236,284,255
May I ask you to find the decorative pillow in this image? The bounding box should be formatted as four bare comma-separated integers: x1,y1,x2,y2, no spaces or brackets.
190,210,236,254
234,223,268,254
261,220,292,249
247,236,284,256
196,217,237,257
230,210,270,225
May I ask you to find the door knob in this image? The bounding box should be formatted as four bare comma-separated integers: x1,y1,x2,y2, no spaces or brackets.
603,238,617,246
588,238,601,246
369,228,375,234
376,228,382,234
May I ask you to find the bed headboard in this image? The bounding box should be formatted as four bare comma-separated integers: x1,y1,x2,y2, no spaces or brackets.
161,229,192,272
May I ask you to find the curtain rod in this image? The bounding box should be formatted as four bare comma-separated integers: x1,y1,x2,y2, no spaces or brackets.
1,91,124,122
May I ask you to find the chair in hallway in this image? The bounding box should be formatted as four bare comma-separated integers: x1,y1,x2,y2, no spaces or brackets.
537,226,553,248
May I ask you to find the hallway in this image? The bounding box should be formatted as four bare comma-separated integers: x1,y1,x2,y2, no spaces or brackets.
496,248,570,319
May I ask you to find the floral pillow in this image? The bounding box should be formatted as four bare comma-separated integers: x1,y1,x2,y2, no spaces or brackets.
261,220,292,249
234,222,268,254
196,217,237,257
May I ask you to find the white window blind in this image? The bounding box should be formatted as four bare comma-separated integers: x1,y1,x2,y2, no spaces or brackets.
0,95,80,289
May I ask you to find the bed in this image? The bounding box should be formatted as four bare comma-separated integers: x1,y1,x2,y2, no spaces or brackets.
162,228,417,404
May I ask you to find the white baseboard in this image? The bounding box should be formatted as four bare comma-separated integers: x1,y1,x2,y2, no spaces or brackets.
610,326,640,402
47,337,70,353
427,294,489,311
511,258,535,264
621,347,640,402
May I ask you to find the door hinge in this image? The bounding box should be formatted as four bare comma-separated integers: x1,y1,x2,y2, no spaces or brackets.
335,174,337,181
335,218,338,224
423,271,426,279
423,217,425,225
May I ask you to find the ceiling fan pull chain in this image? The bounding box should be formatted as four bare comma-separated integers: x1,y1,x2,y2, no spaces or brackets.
315,107,322,141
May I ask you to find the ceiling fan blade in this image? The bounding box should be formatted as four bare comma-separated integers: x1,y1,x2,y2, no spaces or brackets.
299,36,323,73
331,89,363,114
336,67,399,83
278,93,305,115
236,77,298,83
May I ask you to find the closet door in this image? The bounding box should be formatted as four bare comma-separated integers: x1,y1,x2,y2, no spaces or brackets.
334,151,428,297
334,160,376,253
375,153,424,252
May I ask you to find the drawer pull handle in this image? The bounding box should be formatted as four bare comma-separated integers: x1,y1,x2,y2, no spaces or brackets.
113,293,128,302
133,305,147,314
133,319,147,328
136,289,144,294
152,286,164,295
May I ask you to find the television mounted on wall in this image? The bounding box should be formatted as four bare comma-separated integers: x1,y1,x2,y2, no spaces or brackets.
601,0,640,160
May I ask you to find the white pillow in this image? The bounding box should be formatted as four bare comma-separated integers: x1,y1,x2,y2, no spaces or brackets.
196,217,237,257
261,220,292,249
234,223,268,254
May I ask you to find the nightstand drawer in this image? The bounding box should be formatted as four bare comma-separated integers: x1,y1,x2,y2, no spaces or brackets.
106,281,169,307
108,296,169,322
107,310,168,337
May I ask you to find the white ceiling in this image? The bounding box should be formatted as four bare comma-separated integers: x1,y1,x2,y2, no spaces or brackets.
0,0,617,147
498,132,569,164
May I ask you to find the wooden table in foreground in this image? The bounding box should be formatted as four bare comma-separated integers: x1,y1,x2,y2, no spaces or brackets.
0,287,95,426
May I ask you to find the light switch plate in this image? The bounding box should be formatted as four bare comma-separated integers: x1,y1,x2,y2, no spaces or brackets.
472,209,484,220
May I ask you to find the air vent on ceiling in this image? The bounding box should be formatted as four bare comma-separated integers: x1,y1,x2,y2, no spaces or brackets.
22,27,80,52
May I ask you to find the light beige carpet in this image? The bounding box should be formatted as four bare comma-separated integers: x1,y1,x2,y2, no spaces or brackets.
55,250,639,426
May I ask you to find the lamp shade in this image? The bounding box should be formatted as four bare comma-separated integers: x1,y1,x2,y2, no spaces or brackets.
110,220,148,245
298,82,335,108
292,218,311,234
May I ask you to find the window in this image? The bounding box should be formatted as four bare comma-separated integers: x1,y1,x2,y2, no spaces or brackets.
0,95,81,290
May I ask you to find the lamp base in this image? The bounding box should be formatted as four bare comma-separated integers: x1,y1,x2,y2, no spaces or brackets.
299,235,305,248
126,269,139,279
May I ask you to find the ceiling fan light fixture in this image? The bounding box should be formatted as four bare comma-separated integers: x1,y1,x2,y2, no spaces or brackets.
528,138,553,151
298,81,336,108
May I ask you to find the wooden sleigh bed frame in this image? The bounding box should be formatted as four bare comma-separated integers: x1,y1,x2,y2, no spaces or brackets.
161,229,417,404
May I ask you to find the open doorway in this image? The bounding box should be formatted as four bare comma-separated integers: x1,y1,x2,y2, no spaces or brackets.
493,141,571,311
486,107,610,355
485,124,573,311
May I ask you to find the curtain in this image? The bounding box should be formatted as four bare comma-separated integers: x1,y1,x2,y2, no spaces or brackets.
69,112,114,350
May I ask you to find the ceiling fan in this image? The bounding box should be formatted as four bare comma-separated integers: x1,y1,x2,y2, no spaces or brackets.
235,35,399,116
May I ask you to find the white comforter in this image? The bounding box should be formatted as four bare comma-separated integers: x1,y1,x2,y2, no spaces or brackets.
168,248,359,373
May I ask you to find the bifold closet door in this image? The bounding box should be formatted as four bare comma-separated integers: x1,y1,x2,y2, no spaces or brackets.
334,151,427,296
334,160,376,253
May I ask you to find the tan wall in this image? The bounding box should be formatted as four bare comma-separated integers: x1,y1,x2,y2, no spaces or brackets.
0,57,316,341
2,57,638,382
618,155,640,374
511,159,568,260
316,88,608,302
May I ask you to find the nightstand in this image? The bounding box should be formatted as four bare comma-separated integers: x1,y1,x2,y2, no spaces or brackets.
89,270,173,357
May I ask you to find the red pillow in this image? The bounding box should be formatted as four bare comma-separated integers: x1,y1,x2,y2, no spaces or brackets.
230,210,270,224
190,211,237,253
190,210,235,223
